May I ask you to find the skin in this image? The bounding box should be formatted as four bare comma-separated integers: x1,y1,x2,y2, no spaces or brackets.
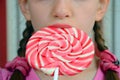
19,0,109,80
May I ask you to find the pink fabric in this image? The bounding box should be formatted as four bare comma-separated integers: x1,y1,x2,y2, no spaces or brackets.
0,57,39,80
94,66,105,80
0,50,120,80
0,65,120,80
5,57,30,76
0,68,40,80
98,50,120,72
94,50,120,80
26,69,40,80
0,66,108,80
0,68,12,80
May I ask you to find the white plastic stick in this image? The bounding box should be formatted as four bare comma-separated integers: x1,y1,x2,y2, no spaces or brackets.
53,68,59,80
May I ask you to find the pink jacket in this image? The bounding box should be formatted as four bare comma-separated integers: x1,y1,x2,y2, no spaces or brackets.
0,50,120,80
0,65,120,80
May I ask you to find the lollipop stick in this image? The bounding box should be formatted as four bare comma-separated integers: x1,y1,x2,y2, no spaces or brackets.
53,68,59,80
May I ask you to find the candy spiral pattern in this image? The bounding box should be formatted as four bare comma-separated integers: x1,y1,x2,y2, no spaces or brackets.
25,26,95,76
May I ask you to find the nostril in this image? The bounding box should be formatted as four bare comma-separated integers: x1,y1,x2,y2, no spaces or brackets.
54,15,58,18
66,15,69,17
54,14,70,18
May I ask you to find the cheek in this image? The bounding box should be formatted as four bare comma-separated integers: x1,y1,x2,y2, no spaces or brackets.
31,14,49,31
75,9,97,33
29,6,50,31
32,14,49,30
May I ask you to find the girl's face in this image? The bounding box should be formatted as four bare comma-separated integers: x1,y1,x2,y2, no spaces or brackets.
19,0,109,33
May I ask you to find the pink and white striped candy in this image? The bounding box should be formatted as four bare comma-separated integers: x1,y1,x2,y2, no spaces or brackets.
25,26,95,76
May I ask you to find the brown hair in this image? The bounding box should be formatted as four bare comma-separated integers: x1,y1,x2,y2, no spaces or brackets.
93,21,120,80
10,21,34,80
10,21,119,80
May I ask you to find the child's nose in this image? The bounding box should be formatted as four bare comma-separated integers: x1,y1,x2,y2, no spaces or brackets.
52,0,72,19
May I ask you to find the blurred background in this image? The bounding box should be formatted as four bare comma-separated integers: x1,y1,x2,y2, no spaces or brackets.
0,0,120,67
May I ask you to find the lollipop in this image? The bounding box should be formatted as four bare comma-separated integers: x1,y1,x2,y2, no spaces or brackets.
25,26,95,77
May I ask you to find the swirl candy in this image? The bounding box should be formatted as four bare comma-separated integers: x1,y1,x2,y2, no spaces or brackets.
25,26,95,76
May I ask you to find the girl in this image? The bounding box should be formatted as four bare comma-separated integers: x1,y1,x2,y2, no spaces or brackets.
0,0,120,80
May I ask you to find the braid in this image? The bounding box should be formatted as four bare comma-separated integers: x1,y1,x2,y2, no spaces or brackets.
93,21,108,51
105,70,120,80
18,21,34,57
93,21,119,80
10,21,34,80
